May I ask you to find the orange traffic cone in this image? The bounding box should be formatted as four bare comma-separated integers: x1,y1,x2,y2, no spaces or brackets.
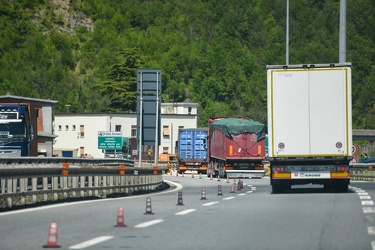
114,207,127,227
43,222,61,248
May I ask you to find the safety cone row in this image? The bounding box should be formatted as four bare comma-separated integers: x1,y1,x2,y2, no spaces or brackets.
43,183,249,248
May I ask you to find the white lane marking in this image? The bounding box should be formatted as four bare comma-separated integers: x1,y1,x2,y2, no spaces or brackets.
362,201,375,206
223,197,235,200
69,236,113,249
202,202,219,206
251,187,256,190
175,209,196,215
246,191,254,194
356,190,366,193
358,192,369,196
135,219,164,228
360,196,372,200
0,180,182,216
364,207,375,213
372,241,375,250
237,193,246,196
368,227,375,235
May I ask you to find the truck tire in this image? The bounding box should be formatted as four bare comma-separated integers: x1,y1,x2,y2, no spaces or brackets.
272,184,283,194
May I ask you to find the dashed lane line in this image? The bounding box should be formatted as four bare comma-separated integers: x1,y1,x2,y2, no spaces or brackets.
69,236,114,249
175,209,196,215
360,196,372,200
364,207,375,213
202,201,219,206
134,219,164,228
352,186,375,250
362,201,375,206
368,227,375,235
223,197,235,200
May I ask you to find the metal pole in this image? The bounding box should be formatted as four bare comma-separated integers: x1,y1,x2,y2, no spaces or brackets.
339,0,346,63
286,0,289,65
139,73,143,167
154,72,160,166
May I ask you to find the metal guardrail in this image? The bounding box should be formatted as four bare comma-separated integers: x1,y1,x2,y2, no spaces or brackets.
0,158,169,209
350,163,375,181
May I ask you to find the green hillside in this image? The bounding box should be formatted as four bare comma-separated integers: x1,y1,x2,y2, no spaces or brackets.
0,0,374,127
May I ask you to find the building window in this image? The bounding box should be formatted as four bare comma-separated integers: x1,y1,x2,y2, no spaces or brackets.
72,125,76,131
163,125,170,136
58,125,62,131
115,125,121,132
188,107,192,115
65,125,69,131
80,147,84,157
163,147,169,153
80,125,84,138
179,126,184,130
131,125,137,138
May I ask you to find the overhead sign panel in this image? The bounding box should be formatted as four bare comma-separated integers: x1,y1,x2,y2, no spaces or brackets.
137,96,161,145
137,69,162,95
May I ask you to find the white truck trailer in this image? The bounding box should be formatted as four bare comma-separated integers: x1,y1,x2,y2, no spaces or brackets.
267,63,352,193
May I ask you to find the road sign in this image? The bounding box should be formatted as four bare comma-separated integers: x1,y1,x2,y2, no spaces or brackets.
352,143,358,155
98,131,123,150
351,156,358,164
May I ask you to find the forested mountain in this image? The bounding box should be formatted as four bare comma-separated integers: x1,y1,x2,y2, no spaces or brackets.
0,0,374,128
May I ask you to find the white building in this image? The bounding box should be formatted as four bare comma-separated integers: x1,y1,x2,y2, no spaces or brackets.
53,103,198,158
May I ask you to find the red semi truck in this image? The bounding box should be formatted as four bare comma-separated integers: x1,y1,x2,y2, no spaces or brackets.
207,117,267,178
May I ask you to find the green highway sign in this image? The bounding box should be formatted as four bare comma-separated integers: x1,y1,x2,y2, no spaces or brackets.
98,131,123,150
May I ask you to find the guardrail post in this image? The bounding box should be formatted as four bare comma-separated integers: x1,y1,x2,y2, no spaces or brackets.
102,176,107,198
19,178,26,205
32,178,37,203
94,176,99,196
43,177,48,201
88,176,93,196
61,176,68,198
71,176,77,198
80,176,85,197
1,179,5,195
52,177,59,201
120,176,125,193
7,179,13,208
108,176,114,194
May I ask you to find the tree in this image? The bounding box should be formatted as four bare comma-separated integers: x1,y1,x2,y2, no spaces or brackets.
94,48,146,112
